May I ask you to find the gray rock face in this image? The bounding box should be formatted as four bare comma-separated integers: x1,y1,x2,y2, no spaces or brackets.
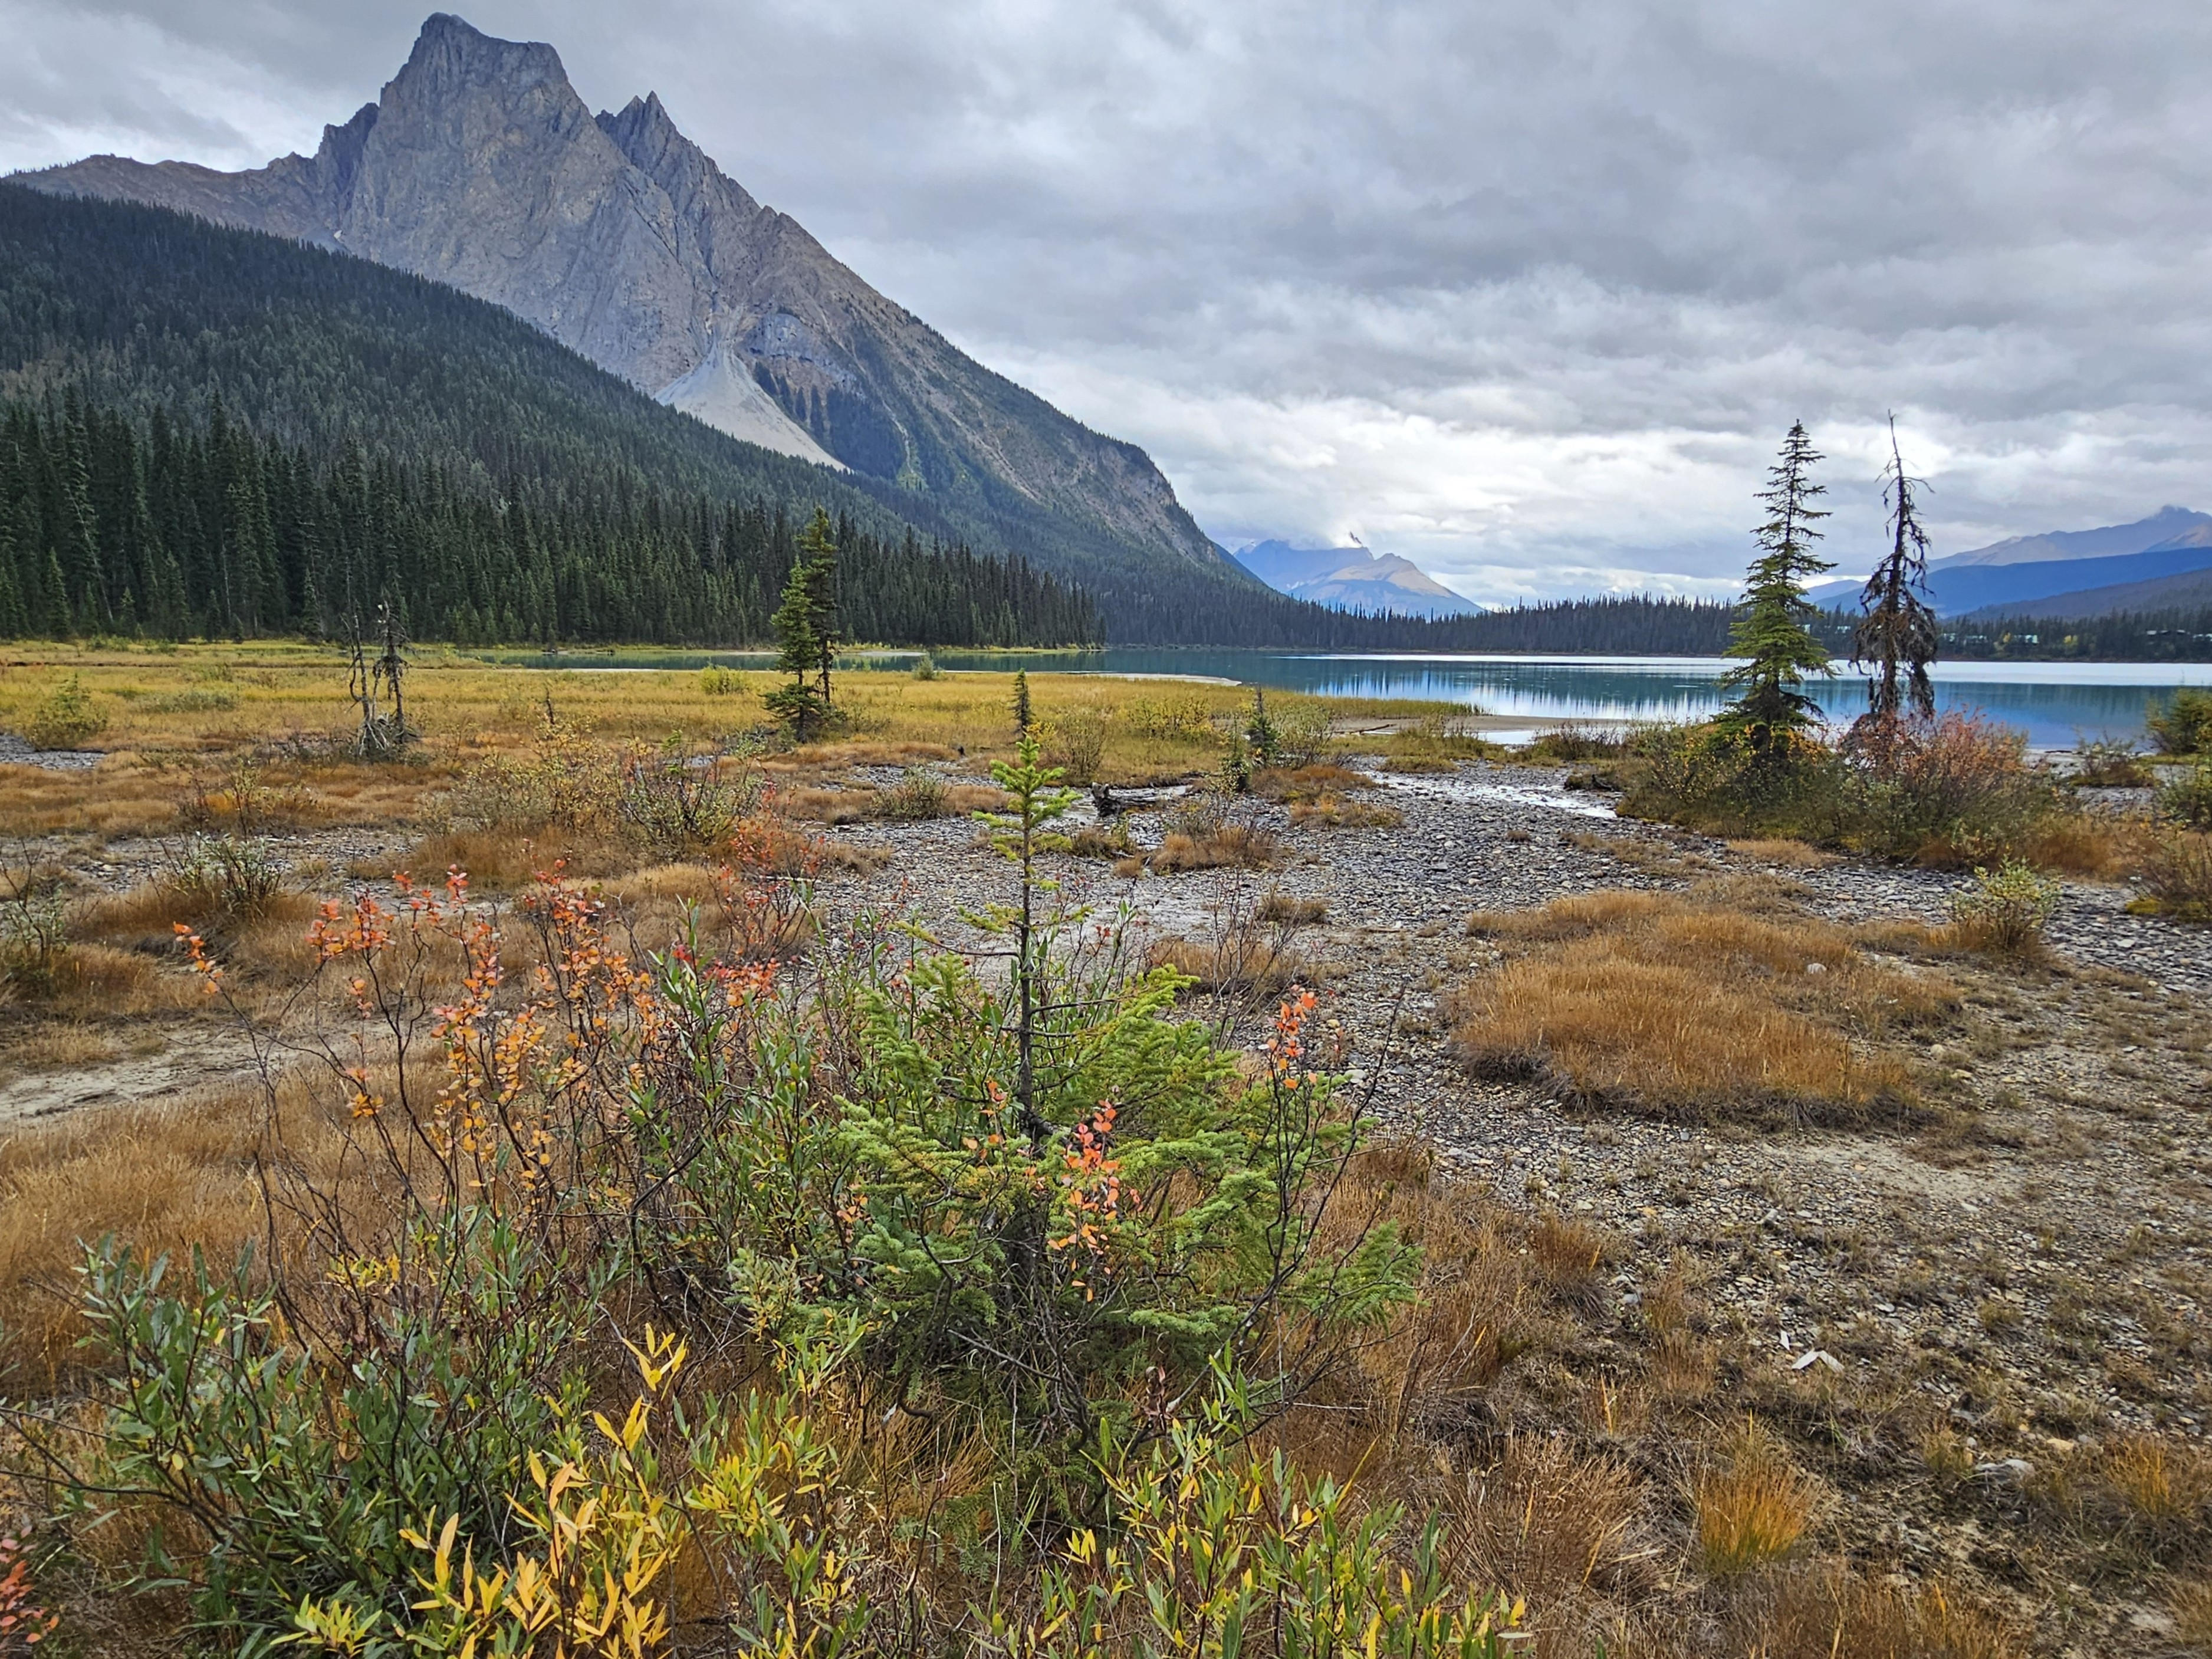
17,13,1228,569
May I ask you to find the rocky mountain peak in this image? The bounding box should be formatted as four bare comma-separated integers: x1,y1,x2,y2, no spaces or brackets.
405,12,570,96
14,13,1236,580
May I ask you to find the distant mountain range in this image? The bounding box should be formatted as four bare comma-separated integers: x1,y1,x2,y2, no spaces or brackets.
13,12,1254,615
1232,540,1483,619
1959,565,2212,623
1809,507,2212,618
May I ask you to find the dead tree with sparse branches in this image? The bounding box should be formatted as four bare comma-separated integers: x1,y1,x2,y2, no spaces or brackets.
1850,415,1941,754
347,602,419,760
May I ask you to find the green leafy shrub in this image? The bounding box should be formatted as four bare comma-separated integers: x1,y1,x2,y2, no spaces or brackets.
2159,757,2212,830
1126,693,1218,743
1043,707,1109,784
24,674,107,750
81,1227,585,1648
1618,725,1854,843
2132,830,2212,923
1621,714,2067,867
2147,687,2212,756
1855,712,2065,864
441,721,760,854
1948,858,2062,955
911,651,942,681
699,664,745,696
162,834,287,924
2070,739,2153,788
1527,723,1631,763
1012,1365,1525,1657
1270,701,1337,768
0,865,68,995
38,758,1427,1653
879,766,950,819
616,735,761,852
439,712,622,834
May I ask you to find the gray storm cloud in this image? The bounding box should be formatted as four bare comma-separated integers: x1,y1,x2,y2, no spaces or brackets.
5,0,2209,602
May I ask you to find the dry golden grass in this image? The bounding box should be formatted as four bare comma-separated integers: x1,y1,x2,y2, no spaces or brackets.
778,784,882,824
1526,1213,1613,1311
1289,793,1405,829
0,645,1402,854
6,943,197,1028
0,1022,123,1073
1444,1434,1658,1606
1138,822,1279,873
1726,837,1839,869
1068,820,1136,859
372,828,642,890
1257,1146,2026,1656
783,739,958,768
1284,1141,1539,1435
2172,1577,2212,1650
1452,887,1957,1122
1692,1420,1825,1576
1146,935,1308,994
71,881,192,944
0,759,209,838
1381,753,1458,774
0,1083,304,1388
2132,828,2212,924
1257,890,1327,924
1253,763,1373,801
600,862,722,909
2101,1433,2212,1529
1733,1565,2022,1659
776,780,1004,824
2017,810,2152,879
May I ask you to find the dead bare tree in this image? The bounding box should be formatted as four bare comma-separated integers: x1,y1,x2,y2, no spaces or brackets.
348,602,419,760
1851,415,1941,751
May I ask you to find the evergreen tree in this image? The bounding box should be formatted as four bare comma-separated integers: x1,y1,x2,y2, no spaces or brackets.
1718,422,1835,751
763,508,840,735
1246,685,1279,767
1851,416,1940,742
797,507,839,707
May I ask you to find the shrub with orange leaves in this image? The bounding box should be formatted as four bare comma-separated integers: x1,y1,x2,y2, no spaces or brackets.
0,1536,57,1652
45,749,1419,1653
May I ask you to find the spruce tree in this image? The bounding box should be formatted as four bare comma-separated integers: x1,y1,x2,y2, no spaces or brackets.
802,508,841,705
1851,416,1940,743
763,507,839,735
1717,422,1835,751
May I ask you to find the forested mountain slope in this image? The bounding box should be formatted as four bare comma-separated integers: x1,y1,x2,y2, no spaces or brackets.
0,185,1093,645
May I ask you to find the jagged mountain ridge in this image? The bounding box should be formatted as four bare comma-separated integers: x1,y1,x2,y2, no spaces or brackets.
1807,506,2212,615
17,12,1239,592
1232,539,1483,619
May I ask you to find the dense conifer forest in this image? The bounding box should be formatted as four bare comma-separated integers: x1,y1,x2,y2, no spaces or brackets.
0,395,1096,645
1122,585,1736,652
1808,606,2212,663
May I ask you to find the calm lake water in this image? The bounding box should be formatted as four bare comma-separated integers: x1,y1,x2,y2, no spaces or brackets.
480,648,2212,748
928,651,2212,748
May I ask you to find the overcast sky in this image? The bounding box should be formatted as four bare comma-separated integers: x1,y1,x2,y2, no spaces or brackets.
7,1,2211,601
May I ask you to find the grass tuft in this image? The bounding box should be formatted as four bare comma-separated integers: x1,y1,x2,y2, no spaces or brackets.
1693,1420,1823,1577
1450,888,1954,1122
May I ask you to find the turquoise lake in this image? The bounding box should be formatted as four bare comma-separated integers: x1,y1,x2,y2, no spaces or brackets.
904,651,2212,748
481,649,2212,748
